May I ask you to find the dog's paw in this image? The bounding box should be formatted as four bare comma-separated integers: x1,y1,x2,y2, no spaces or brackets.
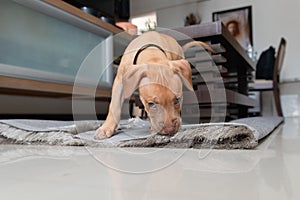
94,127,115,140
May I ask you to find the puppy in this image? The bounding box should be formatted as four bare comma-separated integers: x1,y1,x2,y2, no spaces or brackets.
94,31,210,139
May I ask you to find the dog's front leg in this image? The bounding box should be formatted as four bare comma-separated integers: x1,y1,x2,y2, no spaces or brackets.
94,63,147,139
94,76,124,139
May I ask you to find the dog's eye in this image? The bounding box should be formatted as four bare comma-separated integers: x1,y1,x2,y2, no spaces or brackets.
174,97,181,105
148,102,156,109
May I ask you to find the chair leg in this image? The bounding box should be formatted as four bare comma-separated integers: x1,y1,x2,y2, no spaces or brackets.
273,86,283,117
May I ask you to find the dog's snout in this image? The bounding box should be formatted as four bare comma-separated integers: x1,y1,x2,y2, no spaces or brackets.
162,125,176,134
159,117,180,135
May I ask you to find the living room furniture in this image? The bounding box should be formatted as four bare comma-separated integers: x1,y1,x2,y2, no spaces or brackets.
174,21,256,122
0,0,122,119
248,38,287,116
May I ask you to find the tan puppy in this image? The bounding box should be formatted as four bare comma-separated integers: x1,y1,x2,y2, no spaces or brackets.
94,31,208,139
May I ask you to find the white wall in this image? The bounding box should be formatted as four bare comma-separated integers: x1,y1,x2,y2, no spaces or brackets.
130,0,203,16
197,0,300,82
130,0,202,28
131,0,300,82
198,0,300,117
156,2,199,28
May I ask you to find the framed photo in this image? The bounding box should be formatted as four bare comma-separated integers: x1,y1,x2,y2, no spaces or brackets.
213,6,253,50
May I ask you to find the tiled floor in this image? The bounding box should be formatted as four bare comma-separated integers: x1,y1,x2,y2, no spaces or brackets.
0,117,300,200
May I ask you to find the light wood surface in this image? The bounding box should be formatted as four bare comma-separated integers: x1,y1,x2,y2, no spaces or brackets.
0,75,111,100
41,0,122,34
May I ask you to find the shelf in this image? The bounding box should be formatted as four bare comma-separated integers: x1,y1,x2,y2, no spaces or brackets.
14,0,123,37
175,22,256,119
183,89,255,107
0,75,111,100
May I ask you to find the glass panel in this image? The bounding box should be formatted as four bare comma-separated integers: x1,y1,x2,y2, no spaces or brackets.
0,0,104,77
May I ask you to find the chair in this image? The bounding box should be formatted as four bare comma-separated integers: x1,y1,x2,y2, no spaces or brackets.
249,37,287,116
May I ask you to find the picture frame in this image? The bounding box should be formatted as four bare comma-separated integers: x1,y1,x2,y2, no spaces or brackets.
212,6,253,50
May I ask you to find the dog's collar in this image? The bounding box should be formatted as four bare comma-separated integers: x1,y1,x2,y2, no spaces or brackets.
133,44,167,65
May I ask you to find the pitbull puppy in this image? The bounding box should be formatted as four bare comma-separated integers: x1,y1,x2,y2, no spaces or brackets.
94,31,209,139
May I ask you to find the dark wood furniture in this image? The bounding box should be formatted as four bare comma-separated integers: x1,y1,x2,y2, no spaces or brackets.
0,75,112,100
174,21,256,121
249,37,287,116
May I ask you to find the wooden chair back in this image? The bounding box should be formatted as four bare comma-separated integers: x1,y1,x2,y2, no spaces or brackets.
273,37,287,116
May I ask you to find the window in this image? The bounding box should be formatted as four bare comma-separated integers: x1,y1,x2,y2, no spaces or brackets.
130,12,157,34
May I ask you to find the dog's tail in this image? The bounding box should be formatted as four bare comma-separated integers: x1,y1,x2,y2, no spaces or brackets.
182,41,215,53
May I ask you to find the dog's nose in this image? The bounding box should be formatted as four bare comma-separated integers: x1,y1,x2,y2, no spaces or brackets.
160,118,180,135
162,125,177,134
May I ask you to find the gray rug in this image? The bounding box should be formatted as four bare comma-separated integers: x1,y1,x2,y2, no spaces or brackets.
0,117,283,149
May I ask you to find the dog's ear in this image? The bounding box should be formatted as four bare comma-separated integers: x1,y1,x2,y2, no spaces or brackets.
169,59,194,91
122,64,148,98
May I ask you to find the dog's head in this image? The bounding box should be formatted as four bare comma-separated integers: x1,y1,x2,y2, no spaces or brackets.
122,59,193,135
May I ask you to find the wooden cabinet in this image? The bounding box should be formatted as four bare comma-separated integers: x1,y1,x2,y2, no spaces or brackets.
0,0,124,118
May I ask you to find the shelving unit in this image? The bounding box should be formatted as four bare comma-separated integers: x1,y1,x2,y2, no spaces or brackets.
174,21,256,121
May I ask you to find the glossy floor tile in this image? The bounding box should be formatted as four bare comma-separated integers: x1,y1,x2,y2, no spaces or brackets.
0,117,300,200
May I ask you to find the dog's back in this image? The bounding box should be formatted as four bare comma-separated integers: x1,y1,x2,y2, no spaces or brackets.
119,31,184,69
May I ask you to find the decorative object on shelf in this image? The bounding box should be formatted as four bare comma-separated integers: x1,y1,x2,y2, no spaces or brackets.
213,6,253,50
100,16,116,25
185,13,201,26
246,43,257,62
140,19,157,33
80,6,99,17
116,22,137,35
80,6,116,25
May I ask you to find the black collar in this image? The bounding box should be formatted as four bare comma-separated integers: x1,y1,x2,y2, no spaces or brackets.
133,44,167,64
